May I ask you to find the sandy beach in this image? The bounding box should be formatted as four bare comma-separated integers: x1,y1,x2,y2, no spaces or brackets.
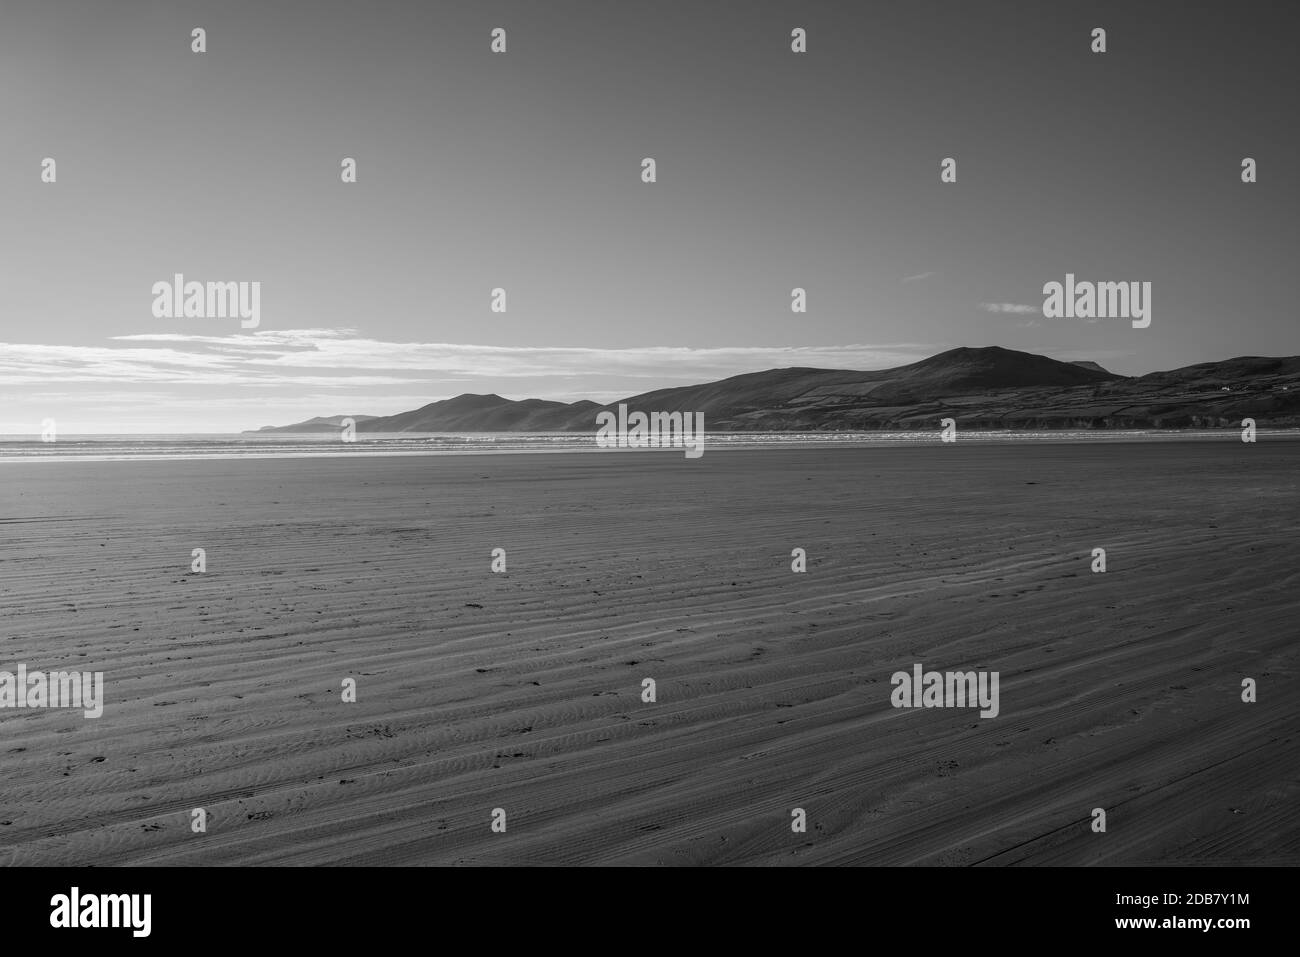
1,442,1296,866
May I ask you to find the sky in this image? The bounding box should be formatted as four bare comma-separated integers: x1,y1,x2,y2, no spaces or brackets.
1,0,1297,433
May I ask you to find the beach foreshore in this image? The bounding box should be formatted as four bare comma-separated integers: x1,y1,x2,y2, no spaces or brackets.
1,443,1295,865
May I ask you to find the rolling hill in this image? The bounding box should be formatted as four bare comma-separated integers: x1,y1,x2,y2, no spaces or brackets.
249,346,1300,433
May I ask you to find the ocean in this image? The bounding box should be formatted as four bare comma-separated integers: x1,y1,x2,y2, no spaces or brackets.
0,429,1293,462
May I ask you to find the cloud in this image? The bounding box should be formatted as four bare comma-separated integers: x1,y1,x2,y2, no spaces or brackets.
0,332,938,388
902,271,935,283
0,332,940,431
978,303,1041,315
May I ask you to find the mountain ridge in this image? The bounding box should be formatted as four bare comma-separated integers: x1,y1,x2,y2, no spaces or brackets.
250,346,1300,433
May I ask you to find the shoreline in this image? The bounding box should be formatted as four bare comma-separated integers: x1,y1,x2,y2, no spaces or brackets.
3,428,1299,464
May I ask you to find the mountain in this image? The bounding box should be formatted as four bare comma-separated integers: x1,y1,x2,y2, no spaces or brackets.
249,346,1300,433
361,394,602,432
606,347,1121,425
251,414,379,434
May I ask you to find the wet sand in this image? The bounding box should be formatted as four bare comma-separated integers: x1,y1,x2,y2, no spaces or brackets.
1,442,1296,865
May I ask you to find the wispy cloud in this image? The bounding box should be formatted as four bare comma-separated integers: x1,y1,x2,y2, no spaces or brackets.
902,271,935,283
61,332,933,382
0,332,939,431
